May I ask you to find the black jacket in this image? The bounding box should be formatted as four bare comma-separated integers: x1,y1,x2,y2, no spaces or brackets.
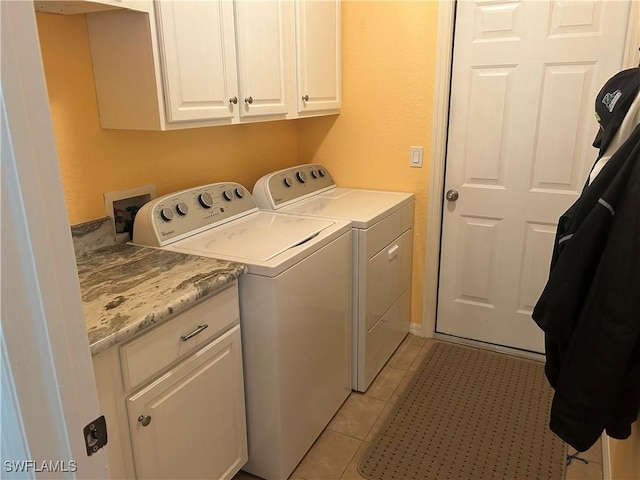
532,124,640,452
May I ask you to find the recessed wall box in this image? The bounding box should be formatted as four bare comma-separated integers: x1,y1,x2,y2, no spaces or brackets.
104,185,156,242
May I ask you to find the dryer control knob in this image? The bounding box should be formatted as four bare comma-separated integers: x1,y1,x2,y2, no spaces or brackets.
198,192,213,208
318,168,326,177
160,208,174,222
223,190,233,201
283,177,292,187
235,187,245,198
296,171,307,183
310,170,318,179
176,202,189,216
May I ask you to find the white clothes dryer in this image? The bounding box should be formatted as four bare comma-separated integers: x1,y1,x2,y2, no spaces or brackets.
253,164,414,392
133,182,352,480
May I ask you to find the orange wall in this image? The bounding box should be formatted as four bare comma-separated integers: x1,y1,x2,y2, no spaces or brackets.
297,1,439,327
36,12,299,225
36,2,439,327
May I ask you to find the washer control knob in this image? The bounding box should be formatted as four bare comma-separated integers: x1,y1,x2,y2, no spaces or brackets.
160,208,174,222
235,187,245,198
296,171,307,183
198,192,213,209
283,177,292,187
310,169,318,179
318,168,326,177
176,202,189,216
222,190,233,201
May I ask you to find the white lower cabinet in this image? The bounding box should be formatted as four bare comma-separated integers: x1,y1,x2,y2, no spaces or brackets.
127,326,247,480
92,283,247,479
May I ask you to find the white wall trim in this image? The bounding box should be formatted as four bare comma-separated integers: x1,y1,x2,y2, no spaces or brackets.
422,0,456,338
607,10,637,480
409,322,423,337
0,332,32,473
602,434,612,480
622,1,639,69
1,2,108,477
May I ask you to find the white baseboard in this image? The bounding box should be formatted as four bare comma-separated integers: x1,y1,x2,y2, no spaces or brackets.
410,323,423,337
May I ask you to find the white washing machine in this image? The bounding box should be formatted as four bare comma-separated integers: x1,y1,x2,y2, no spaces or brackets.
253,164,414,392
133,182,352,480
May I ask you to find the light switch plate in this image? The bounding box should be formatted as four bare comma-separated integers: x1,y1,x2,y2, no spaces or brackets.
410,146,423,168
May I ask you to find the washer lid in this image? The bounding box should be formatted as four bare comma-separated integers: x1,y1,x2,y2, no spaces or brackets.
169,211,335,262
282,188,414,228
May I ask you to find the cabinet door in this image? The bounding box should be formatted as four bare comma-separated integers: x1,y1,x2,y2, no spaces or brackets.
155,1,239,123
235,0,292,118
295,0,341,114
127,326,247,480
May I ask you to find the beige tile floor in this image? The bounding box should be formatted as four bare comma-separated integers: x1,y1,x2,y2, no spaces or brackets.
235,335,604,480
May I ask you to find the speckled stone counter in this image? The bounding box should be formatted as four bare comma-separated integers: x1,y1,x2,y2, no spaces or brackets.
71,216,121,257
76,243,246,356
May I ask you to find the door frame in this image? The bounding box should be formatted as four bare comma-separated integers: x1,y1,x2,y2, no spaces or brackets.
1,2,108,477
421,0,637,340
421,0,455,339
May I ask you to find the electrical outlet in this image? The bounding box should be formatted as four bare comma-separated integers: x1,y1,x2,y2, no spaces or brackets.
410,146,423,168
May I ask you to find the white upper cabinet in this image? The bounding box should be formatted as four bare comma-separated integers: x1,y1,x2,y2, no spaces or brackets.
293,0,341,116
86,0,339,130
155,1,238,123
35,0,151,15
235,0,293,118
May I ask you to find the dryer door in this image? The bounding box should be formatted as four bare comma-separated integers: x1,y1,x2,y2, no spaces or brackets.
365,229,413,330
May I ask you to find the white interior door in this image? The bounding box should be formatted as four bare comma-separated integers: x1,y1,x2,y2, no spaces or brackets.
437,0,630,353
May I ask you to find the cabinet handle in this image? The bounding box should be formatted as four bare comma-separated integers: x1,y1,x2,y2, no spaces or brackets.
229,96,238,105
180,324,209,342
244,96,254,105
302,95,309,102
138,415,152,427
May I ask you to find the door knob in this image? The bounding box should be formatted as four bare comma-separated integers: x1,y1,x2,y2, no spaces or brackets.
445,189,459,201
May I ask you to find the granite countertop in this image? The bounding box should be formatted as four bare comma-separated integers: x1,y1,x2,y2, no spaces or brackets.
76,242,246,356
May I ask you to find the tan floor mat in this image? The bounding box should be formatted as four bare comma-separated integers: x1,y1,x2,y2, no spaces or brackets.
358,342,566,480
